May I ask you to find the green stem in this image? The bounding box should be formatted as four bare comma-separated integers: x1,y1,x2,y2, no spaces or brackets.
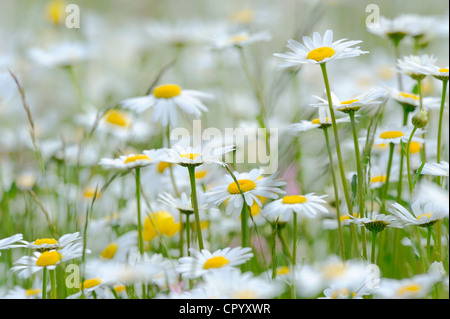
319,63,353,216
381,143,395,214
396,108,409,201
135,167,147,299
349,111,367,260
271,221,279,280
187,165,204,250
42,267,47,299
291,212,298,299
278,227,294,263
393,42,404,91
405,127,419,195
240,202,249,249
135,168,144,256
371,231,378,264
322,127,346,261
50,269,57,299
437,79,448,173
185,212,191,256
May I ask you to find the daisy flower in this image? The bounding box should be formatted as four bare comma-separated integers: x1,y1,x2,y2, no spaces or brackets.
373,273,440,299
372,124,423,145
274,29,368,68
201,168,286,219
395,54,438,80
210,30,271,50
28,41,89,67
3,286,43,299
0,234,23,256
287,106,350,132
98,149,161,170
350,211,403,233
424,66,449,81
98,231,138,262
120,83,213,127
367,15,410,43
261,193,329,220
200,268,284,299
18,232,81,251
176,246,253,279
11,243,86,279
420,161,449,177
390,200,449,228
389,88,441,111
319,282,371,299
158,142,235,167
67,276,114,299
310,87,387,113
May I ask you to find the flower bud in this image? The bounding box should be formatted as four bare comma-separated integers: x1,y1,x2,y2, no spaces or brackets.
411,109,428,129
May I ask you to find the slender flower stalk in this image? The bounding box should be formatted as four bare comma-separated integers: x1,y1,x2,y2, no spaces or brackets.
381,143,395,214
135,168,144,256
437,79,449,184
50,269,57,299
371,231,379,264
322,126,346,261
349,110,367,260
319,63,353,217
42,267,47,299
405,127,419,194
187,165,204,250
291,212,298,299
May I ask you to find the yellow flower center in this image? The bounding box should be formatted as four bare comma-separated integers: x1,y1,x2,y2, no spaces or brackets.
306,47,335,62
26,288,42,296
409,141,422,154
81,278,102,290
103,110,132,128
83,186,102,199
180,153,200,160
379,131,404,139
33,238,58,246
45,0,66,25
100,243,118,259
229,9,254,24
203,256,229,269
276,266,290,275
417,213,433,220
143,211,180,241
195,170,208,179
340,99,359,105
370,175,387,183
124,154,150,164
322,264,346,279
113,285,126,293
36,251,62,267
153,84,182,99
399,92,419,100
282,195,307,204
312,117,330,124
157,161,171,173
228,179,256,194
397,284,421,296
233,290,257,299
228,34,249,44
439,68,449,73
330,288,350,299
